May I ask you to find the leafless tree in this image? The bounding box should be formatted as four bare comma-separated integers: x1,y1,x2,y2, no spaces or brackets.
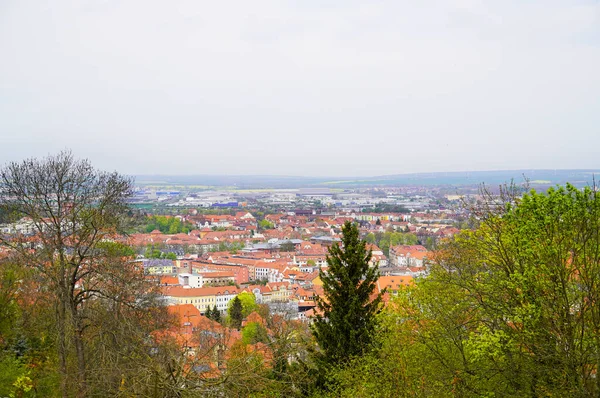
0,150,135,397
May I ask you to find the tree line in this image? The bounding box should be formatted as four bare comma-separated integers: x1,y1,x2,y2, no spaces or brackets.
143,215,195,234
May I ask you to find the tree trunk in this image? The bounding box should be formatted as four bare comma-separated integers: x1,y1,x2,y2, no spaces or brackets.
74,330,88,398
71,304,88,398
57,290,68,398
595,334,600,397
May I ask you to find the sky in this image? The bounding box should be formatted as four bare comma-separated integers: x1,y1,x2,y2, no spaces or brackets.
0,0,599,177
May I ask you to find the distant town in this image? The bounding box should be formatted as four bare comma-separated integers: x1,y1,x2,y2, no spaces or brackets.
91,182,469,319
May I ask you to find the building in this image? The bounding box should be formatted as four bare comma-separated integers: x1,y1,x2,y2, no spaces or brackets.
143,259,176,275
162,286,240,315
389,245,429,268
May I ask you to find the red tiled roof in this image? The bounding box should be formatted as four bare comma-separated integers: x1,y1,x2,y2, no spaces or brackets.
162,285,240,297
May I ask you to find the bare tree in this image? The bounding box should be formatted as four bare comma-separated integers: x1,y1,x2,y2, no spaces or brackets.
0,150,133,398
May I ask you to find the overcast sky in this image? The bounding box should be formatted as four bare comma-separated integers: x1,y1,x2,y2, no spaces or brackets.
0,1,599,177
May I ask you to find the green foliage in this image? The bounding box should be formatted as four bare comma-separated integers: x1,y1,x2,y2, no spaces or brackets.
209,241,245,253
312,221,384,368
364,231,418,256
144,245,162,259
453,215,480,230
259,219,275,230
423,236,437,250
0,356,33,398
205,305,216,321
0,261,22,340
228,292,258,318
165,252,177,260
429,183,600,396
144,244,177,259
95,241,136,257
212,307,221,323
143,215,193,234
205,305,222,323
326,184,600,397
279,241,296,252
0,265,61,397
315,283,458,398
242,322,269,345
0,264,66,397
229,296,244,330
228,241,245,253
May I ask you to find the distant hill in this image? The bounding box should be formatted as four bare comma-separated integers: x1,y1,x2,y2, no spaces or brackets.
134,170,600,189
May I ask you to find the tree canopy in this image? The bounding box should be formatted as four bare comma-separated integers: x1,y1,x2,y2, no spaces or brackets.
312,221,384,367
258,219,275,230
229,296,244,330
364,231,418,256
143,215,194,234
320,184,600,397
227,291,258,318
0,151,169,397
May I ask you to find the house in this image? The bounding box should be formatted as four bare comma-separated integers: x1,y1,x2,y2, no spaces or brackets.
162,286,240,315
142,259,176,275
235,212,255,220
389,245,429,268
178,273,203,288
263,282,294,303
190,261,249,285
199,271,236,286
376,275,414,297
293,254,327,268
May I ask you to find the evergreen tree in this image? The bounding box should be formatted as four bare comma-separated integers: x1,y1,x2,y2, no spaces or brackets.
312,221,384,366
205,305,214,320
228,291,258,317
229,296,243,330
212,307,221,323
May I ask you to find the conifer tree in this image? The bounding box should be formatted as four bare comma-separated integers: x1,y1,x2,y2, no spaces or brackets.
312,221,384,366
205,305,214,320
229,296,243,330
212,307,221,323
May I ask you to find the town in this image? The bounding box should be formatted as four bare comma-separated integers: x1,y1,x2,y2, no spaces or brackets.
3,157,600,398
116,185,468,318
0,175,474,394
2,183,467,318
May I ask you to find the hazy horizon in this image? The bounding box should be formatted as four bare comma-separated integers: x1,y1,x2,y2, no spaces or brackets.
132,168,600,178
1,1,599,176
128,170,600,189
